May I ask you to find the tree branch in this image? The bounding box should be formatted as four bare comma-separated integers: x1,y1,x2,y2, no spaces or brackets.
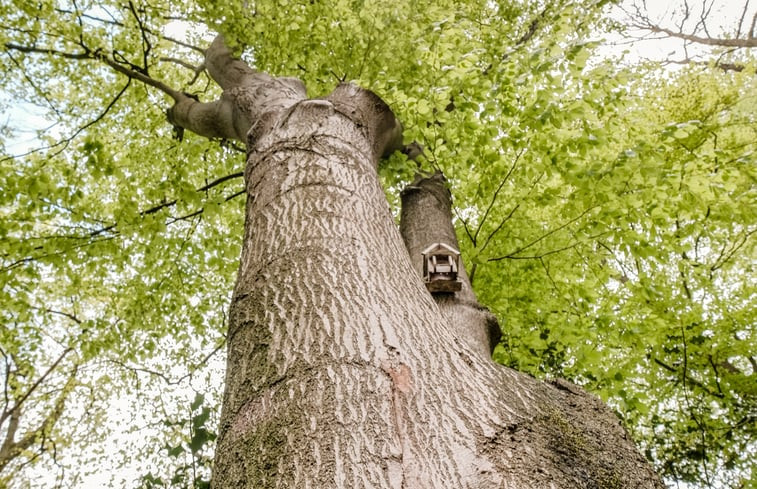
710,227,756,272
479,203,520,254
204,35,261,90
160,56,203,73
641,24,757,48
1,170,244,273
51,6,206,54
107,337,226,386
736,0,751,38
453,207,476,248
4,42,184,101
487,206,599,262
664,58,757,73
0,366,78,473
653,357,724,399
0,348,73,429
1,349,10,415
0,77,130,163
167,188,246,224
127,0,152,74
473,148,524,246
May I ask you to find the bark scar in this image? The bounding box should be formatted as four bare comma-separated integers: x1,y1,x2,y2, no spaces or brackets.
381,360,412,488
381,361,412,394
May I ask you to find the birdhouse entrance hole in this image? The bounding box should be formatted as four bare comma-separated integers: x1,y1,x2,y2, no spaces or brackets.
421,243,462,293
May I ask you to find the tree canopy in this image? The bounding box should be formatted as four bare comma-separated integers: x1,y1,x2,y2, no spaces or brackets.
0,0,754,487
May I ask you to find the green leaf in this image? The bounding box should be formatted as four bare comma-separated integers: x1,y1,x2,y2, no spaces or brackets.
190,393,205,412
190,428,211,454
167,444,184,458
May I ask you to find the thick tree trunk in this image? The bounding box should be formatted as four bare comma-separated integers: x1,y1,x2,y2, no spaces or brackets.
177,36,662,489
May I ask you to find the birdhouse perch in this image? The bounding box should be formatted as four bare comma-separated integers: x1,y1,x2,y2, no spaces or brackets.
421,243,462,293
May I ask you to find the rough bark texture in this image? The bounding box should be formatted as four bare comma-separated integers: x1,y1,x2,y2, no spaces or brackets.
180,36,663,489
397,173,662,488
400,172,501,359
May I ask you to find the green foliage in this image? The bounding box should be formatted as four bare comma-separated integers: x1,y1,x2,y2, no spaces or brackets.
137,394,216,489
0,0,754,488
479,61,756,488
1,0,232,484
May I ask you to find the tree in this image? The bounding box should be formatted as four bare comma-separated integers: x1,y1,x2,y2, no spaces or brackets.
0,0,753,487
196,38,660,484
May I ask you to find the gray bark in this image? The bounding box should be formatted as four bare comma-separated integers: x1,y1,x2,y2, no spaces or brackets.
177,36,662,489
400,172,501,359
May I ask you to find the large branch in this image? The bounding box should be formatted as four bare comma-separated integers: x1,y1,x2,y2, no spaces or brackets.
0,348,72,429
167,35,313,143
642,24,757,48
4,37,246,141
204,35,261,90
166,94,242,140
5,33,311,145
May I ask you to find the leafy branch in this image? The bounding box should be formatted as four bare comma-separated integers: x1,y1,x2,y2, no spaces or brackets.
2,9,227,160
89,171,244,237
3,42,185,101
0,76,132,164
0,172,244,273
487,205,600,262
0,341,78,474
108,337,226,388
472,148,525,246
710,226,756,273
51,5,206,54
0,348,74,429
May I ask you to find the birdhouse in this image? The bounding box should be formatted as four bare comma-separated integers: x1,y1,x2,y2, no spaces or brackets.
421,243,462,293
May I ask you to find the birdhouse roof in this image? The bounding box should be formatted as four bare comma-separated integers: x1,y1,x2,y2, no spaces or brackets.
421,242,460,256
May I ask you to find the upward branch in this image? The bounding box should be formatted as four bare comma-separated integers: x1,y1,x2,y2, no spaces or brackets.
167,35,313,143
204,35,261,90
4,35,259,142
3,42,185,102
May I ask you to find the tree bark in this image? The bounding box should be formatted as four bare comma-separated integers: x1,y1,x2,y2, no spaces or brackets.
180,36,663,489
400,171,501,359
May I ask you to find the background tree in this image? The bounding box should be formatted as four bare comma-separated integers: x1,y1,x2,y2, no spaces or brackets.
0,0,753,487
619,0,756,72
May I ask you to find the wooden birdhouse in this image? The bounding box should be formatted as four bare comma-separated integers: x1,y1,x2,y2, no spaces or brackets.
422,243,462,293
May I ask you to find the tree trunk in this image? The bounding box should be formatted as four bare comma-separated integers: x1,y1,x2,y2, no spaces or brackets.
175,36,662,489
399,171,501,359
